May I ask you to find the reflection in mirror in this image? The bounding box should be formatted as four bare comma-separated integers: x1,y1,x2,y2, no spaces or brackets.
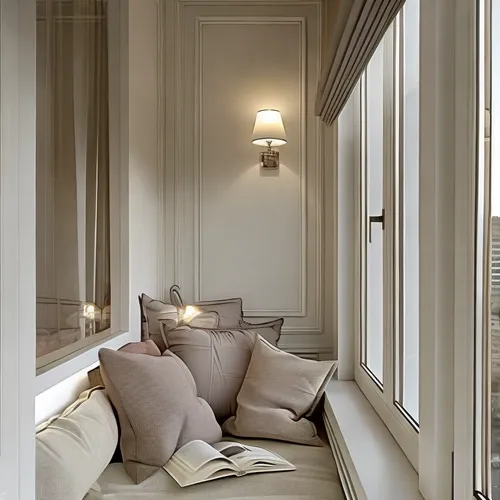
36,0,111,367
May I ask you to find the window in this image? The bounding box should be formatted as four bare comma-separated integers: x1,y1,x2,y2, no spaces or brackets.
395,0,420,425
361,38,385,385
36,0,112,369
357,0,420,465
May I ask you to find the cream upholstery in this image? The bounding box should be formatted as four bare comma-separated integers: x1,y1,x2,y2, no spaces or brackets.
84,437,344,500
36,389,118,500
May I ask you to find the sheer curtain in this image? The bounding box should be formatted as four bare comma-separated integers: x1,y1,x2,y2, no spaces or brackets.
36,0,110,360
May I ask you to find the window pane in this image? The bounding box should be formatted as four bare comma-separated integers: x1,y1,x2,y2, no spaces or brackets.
36,0,111,367
363,39,385,384
396,0,420,424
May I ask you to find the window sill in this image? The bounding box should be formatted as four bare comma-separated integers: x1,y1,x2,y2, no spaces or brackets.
322,380,423,500
36,330,136,395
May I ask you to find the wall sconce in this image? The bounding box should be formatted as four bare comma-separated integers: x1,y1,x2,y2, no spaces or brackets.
251,109,287,169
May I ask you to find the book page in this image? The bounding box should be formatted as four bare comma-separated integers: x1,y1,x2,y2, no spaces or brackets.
164,441,296,487
172,440,235,473
212,441,250,458
230,445,295,471
165,456,236,487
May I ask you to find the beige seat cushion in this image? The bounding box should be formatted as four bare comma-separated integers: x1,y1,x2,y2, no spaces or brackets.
161,320,283,421
84,436,344,500
99,348,222,484
223,338,337,446
36,388,118,500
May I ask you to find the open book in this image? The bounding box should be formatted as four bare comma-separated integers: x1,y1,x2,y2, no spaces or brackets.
164,440,296,487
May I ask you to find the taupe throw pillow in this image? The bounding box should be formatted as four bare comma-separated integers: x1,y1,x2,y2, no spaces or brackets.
239,318,283,344
99,348,222,484
186,311,219,329
195,297,243,328
141,294,179,351
161,319,283,421
88,339,161,387
169,284,184,308
169,286,241,328
222,338,337,446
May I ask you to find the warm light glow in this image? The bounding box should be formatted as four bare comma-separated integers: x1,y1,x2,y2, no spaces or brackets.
182,305,201,322
251,109,287,147
84,303,96,319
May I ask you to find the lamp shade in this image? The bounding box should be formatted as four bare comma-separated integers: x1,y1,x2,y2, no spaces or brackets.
251,109,287,147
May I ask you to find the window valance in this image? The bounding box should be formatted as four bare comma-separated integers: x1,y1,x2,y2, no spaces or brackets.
315,0,406,125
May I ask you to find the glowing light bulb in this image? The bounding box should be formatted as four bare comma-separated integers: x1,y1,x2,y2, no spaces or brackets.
182,305,200,321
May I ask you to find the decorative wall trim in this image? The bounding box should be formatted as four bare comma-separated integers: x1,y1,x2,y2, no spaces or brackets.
287,347,334,360
193,16,308,317
160,0,329,340
174,1,186,289
157,0,167,298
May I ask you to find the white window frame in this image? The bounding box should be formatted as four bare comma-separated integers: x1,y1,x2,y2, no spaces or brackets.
341,0,478,497
452,1,476,499
459,0,500,499
452,0,494,497
35,0,132,394
354,15,420,471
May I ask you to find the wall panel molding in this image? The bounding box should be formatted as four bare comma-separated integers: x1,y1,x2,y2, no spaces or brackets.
193,16,308,317
161,0,333,352
157,0,167,298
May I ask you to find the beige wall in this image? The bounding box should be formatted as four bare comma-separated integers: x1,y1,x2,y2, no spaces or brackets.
161,0,335,359
127,0,161,333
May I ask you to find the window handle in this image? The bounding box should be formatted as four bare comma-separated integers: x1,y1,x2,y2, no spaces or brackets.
369,209,385,243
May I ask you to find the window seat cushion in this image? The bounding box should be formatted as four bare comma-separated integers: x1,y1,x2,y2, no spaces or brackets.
84,436,345,500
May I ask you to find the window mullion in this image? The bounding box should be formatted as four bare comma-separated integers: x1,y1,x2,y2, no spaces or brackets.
394,11,404,408
383,21,396,407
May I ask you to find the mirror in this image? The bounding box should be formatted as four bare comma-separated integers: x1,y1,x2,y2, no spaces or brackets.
36,0,111,366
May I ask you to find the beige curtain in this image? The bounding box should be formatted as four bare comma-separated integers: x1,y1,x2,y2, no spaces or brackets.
36,0,110,341
315,0,406,125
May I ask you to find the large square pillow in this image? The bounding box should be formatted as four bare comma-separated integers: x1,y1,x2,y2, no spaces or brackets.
99,348,222,483
222,338,337,446
160,318,283,421
36,389,118,500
